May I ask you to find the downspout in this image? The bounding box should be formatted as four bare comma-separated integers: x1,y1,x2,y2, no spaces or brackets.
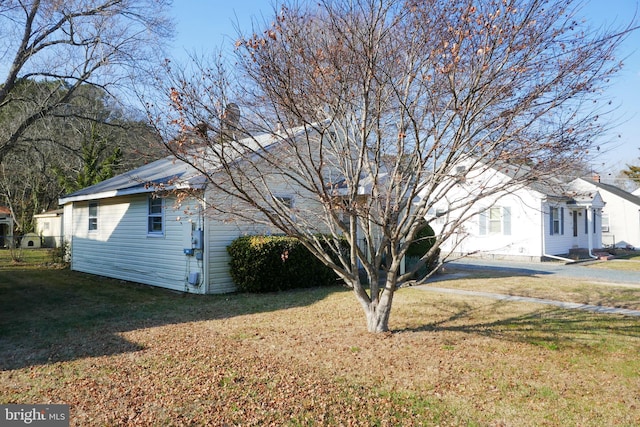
543,252,576,263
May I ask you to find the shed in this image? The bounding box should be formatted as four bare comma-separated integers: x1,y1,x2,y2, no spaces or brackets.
34,209,64,248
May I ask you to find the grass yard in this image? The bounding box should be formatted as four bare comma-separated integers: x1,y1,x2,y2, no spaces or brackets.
587,254,640,272
1,249,640,426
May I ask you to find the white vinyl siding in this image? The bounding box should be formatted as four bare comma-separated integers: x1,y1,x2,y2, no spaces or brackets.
68,195,203,293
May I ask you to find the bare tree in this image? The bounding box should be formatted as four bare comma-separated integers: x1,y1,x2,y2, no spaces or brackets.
0,0,172,161
0,80,163,234
153,0,632,333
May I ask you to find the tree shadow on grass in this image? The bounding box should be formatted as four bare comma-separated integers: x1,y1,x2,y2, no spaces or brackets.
395,299,640,350
0,268,341,371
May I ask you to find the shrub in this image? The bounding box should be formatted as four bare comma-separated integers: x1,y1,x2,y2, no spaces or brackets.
227,235,343,293
49,241,70,266
405,222,440,279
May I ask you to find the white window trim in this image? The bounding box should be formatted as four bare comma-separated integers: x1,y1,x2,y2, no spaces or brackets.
601,212,610,233
88,202,98,232
147,196,165,236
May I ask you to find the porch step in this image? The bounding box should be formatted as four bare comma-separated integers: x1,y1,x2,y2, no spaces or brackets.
568,248,613,261
594,252,614,261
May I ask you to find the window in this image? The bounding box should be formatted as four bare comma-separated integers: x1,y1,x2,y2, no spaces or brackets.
434,208,447,225
148,197,164,235
488,207,502,234
479,206,511,235
550,207,564,235
274,196,293,209
584,209,588,234
598,210,606,233
88,202,98,231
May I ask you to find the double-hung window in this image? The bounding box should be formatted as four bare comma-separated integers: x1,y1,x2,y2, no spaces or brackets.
88,202,98,231
148,197,164,235
274,196,293,209
479,206,511,235
550,207,564,235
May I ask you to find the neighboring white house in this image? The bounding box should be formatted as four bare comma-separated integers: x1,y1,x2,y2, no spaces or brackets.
34,209,64,248
425,160,605,262
571,178,640,249
0,206,14,248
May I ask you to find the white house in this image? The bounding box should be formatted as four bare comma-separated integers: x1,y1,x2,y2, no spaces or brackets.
58,127,331,294
0,206,14,248
571,178,640,249
426,160,605,262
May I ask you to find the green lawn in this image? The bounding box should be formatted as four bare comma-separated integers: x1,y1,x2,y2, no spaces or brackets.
1,250,639,426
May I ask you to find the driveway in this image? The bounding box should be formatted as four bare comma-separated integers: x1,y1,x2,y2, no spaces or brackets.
415,257,640,317
444,258,640,286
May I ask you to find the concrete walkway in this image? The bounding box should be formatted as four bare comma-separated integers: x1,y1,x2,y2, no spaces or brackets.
415,258,640,317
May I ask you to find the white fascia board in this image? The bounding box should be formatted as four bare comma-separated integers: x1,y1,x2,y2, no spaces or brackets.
58,182,205,205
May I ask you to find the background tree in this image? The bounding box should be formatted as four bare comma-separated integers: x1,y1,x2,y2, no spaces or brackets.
152,0,632,333
0,0,172,161
622,152,640,185
0,0,170,234
0,81,162,234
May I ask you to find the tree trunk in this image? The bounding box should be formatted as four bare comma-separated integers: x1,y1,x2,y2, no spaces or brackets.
354,283,395,333
365,306,391,333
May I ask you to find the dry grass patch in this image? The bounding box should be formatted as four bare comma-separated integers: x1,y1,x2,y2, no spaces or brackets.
587,258,640,272
1,261,640,426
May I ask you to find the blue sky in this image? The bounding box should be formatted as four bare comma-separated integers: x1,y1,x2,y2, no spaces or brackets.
170,1,640,176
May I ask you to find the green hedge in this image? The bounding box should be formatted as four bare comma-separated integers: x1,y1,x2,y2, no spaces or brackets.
227,235,342,293
405,222,440,279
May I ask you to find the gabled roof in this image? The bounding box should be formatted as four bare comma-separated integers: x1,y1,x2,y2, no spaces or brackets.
576,178,640,207
58,124,317,205
58,155,204,204
463,157,572,200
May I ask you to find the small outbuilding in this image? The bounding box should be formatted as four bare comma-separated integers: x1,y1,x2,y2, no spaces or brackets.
20,232,42,249
0,206,15,248
34,209,64,248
